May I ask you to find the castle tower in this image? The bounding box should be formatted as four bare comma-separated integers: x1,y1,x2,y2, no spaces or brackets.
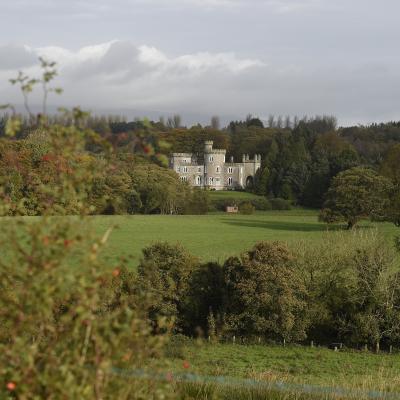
204,141,226,190
242,153,262,188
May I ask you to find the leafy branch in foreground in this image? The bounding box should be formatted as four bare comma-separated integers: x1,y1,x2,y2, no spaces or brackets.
0,59,174,399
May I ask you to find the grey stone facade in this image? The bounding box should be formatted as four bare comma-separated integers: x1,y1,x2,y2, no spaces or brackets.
169,141,261,190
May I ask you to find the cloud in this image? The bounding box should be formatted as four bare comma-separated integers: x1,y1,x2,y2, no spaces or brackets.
141,0,321,12
0,44,37,70
4,0,321,16
0,41,266,114
0,40,399,126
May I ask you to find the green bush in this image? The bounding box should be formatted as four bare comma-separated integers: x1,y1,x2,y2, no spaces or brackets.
212,198,238,211
239,202,255,214
184,188,209,215
270,197,291,210
250,197,272,211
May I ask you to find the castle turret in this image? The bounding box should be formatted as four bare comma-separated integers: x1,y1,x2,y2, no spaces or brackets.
204,140,213,153
204,140,226,190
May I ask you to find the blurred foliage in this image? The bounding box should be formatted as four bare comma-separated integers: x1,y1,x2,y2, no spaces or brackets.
0,59,176,399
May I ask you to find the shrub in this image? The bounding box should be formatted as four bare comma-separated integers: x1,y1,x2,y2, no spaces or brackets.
270,197,291,210
0,58,177,399
293,230,400,348
184,188,209,215
212,198,238,212
250,197,272,211
239,201,255,214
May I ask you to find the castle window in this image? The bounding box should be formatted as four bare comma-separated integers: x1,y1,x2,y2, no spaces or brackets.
228,167,233,174
196,176,202,185
228,177,233,186
198,167,202,172
216,166,220,173
183,166,188,173
180,176,188,182
209,156,214,162
209,177,214,185
177,167,180,173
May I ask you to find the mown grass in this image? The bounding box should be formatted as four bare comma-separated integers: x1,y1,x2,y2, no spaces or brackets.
90,211,398,267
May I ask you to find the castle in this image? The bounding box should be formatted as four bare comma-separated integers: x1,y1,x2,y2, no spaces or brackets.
170,141,261,190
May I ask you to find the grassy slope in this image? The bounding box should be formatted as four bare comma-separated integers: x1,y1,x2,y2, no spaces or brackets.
92,210,398,267
207,191,266,201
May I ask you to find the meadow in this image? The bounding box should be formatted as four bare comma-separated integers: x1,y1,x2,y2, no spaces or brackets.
167,341,400,387
91,210,399,267
162,341,400,399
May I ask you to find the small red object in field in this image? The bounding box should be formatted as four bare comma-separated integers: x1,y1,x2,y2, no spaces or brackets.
64,239,72,248
6,382,16,391
183,360,190,369
143,145,151,154
166,372,173,382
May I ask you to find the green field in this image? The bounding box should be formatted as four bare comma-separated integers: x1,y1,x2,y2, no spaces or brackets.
91,210,399,267
168,341,400,387
162,341,400,398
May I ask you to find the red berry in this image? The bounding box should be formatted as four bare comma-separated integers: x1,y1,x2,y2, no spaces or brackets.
112,268,120,277
6,382,16,391
143,145,151,154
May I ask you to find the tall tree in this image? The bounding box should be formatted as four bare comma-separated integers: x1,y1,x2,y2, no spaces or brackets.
319,167,392,229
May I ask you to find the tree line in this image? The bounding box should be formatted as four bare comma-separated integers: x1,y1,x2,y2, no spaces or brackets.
2,113,400,217
134,231,400,352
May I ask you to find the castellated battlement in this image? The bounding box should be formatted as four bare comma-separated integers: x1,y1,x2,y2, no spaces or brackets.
209,149,226,154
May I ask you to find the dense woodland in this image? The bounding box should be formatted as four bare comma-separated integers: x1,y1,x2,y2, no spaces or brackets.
1,113,400,215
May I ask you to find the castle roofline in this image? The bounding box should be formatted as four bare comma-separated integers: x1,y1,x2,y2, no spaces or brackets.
172,153,193,157
209,149,226,154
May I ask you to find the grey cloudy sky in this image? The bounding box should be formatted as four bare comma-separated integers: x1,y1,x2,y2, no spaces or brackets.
1,0,399,126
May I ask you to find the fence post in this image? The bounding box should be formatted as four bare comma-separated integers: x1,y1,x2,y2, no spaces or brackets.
283,338,286,347
390,345,393,354
311,340,314,348
258,337,261,344
233,335,236,344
